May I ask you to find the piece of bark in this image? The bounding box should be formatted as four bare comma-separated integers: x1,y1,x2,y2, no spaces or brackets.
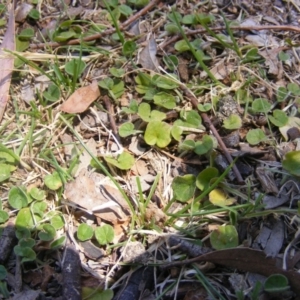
62,245,81,300
113,267,154,300
0,222,18,264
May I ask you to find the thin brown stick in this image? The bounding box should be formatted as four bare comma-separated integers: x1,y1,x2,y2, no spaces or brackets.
103,95,120,142
180,85,244,184
159,24,300,49
29,0,161,49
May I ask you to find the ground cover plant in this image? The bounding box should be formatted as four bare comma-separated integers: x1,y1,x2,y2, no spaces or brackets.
1,0,300,299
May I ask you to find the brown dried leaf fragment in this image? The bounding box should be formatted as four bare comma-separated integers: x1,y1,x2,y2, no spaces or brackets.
60,80,100,113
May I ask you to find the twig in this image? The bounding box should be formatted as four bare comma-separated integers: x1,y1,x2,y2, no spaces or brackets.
179,85,244,184
29,0,161,49
103,95,120,142
159,24,300,49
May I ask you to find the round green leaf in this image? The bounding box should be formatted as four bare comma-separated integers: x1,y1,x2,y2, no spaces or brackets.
77,224,94,241
264,274,290,293
171,125,182,141
194,135,213,155
28,9,40,20
8,186,28,209
246,129,266,145
174,40,190,52
109,67,125,78
153,92,176,109
144,121,172,148
32,201,47,217
54,30,76,42
98,77,114,90
282,151,300,177
287,83,300,96
277,87,289,102
51,215,65,230
38,224,56,241
44,171,63,190
29,187,45,201
104,152,135,170
196,167,219,191
19,238,35,248
210,225,239,250
0,164,11,182
0,211,9,224
0,265,7,280
172,174,196,202
119,122,136,138
50,235,66,249
18,28,34,41
16,228,31,239
65,59,86,77
252,98,271,113
95,224,114,245
122,40,137,56
223,114,242,130
268,109,288,127
43,83,61,102
178,140,195,152
209,188,236,206
197,103,212,112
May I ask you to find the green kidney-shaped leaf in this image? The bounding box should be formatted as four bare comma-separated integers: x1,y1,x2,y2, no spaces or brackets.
0,211,9,224
38,224,56,241
153,92,176,109
19,238,35,248
50,235,66,249
43,83,61,102
95,224,114,245
138,103,165,122
268,109,288,127
44,171,63,190
277,87,289,102
0,265,7,281
104,152,135,170
174,110,202,129
210,225,239,250
194,135,214,155
152,75,179,89
144,121,172,148
172,174,196,202
287,83,300,96
174,40,190,52
246,128,266,145
282,151,300,177
196,167,219,191
252,98,271,113
178,140,195,152
77,223,94,242
209,188,236,206
0,164,11,182
8,186,28,209
223,114,242,130
82,287,114,300
171,125,182,141
197,103,212,112
51,215,65,230
119,122,137,137
29,187,46,201
65,59,86,77
264,274,290,293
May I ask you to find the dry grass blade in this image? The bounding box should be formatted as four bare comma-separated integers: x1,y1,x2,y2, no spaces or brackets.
0,0,15,123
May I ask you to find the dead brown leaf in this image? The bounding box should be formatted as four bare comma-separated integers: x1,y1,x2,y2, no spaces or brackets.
0,1,15,122
60,80,100,113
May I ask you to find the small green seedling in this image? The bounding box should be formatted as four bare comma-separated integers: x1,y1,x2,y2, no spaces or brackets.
172,174,196,202
246,128,266,145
